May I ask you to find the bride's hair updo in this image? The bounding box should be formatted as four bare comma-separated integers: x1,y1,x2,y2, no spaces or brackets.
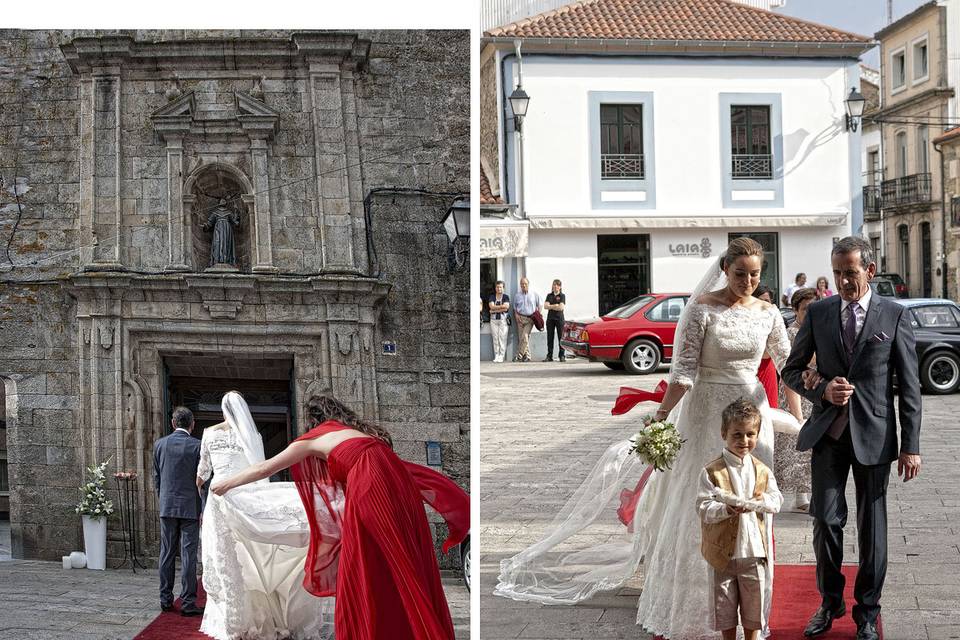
721,237,764,269
305,395,393,448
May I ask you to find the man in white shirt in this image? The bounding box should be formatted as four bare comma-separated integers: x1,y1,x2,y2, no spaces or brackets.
782,272,807,306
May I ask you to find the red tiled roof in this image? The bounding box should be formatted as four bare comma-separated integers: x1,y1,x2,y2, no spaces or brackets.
933,126,960,146
486,0,872,44
480,169,504,205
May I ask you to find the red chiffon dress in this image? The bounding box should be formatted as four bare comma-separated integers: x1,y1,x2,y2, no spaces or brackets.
290,420,469,640
756,356,779,409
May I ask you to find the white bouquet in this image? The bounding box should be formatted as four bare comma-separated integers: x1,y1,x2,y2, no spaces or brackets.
75,460,114,520
629,416,685,472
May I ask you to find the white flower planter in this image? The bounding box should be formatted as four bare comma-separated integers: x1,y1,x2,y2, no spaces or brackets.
81,515,107,570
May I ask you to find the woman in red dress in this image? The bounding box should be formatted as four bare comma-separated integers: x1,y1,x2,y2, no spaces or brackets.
211,396,469,640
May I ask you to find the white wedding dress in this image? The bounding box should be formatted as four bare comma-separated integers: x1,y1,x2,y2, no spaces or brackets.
198,394,337,640
495,262,796,640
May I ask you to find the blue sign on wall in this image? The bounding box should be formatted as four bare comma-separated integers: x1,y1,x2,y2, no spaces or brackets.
382,341,397,355
426,441,442,466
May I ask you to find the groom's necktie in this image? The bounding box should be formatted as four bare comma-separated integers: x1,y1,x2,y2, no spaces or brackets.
828,301,862,439
841,301,861,357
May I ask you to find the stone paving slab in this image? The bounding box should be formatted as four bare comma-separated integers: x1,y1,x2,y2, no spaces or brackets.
479,360,960,640
0,558,469,639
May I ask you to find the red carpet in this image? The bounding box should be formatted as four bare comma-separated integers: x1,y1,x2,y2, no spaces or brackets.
770,565,883,639
133,584,209,640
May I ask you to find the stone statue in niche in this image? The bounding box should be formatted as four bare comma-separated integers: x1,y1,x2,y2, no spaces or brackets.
203,199,241,268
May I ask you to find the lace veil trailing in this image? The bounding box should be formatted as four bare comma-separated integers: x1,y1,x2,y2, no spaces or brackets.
222,391,267,474
493,256,728,605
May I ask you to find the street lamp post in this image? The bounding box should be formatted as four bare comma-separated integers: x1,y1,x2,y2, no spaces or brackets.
508,86,530,218
441,197,470,272
844,87,866,132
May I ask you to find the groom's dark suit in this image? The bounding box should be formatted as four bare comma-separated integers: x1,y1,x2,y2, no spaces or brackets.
153,428,202,611
783,292,921,627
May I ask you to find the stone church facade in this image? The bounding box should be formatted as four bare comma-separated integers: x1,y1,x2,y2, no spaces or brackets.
0,30,469,567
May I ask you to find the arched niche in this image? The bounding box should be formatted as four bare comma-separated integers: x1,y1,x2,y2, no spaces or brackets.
184,163,255,273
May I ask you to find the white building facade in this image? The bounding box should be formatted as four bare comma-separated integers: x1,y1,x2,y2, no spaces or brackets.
481,3,875,333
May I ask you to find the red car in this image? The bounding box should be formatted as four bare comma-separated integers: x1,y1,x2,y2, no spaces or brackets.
561,294,689,374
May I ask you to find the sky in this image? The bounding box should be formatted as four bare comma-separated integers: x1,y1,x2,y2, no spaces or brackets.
774,0,931,68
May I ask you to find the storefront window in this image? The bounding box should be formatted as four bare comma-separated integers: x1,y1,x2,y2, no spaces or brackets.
480,258,497,323
728,232,780,304
597,234,650,315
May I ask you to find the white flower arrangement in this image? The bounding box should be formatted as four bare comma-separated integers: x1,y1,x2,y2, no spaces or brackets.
75,460,114,520
629,416,686,472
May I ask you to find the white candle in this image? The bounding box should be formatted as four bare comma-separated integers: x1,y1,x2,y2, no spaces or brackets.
62,555,71,569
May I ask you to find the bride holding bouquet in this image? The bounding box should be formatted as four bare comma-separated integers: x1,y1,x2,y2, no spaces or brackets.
495,237,802,640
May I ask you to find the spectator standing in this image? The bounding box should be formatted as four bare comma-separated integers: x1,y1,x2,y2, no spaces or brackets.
487,281,511,363
776,286,817,512
513,277,542,362
543,279,566,362
781,272,807,306
814,276,833,299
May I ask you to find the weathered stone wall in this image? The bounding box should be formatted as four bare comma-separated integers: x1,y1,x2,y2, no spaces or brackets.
480,46,500,194
0,29,469,567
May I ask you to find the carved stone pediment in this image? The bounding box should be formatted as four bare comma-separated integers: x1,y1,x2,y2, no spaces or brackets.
150,91,278,142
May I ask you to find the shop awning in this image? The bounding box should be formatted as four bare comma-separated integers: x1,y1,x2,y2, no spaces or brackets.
527,213,848,229
480,221,529,258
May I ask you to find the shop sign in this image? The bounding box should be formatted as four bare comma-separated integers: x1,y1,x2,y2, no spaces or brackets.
668,237,713,258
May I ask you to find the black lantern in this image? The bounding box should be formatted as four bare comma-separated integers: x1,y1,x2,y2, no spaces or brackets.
844,87,866,132
441,198,470,272
508,86,530,129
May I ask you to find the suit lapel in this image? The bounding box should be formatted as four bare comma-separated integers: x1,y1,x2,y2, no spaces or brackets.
827,296,845,365
849,295,884,370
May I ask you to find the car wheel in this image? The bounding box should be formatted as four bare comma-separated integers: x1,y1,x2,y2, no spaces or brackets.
603,362,626,371
920,351,960,394
460,536,471,591
622,339,661,375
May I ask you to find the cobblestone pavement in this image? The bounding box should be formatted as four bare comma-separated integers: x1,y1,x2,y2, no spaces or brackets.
479,360,960,640
0,557,469,639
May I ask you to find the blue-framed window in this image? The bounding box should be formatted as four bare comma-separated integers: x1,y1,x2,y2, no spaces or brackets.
600,104,644,179
730,105,772,179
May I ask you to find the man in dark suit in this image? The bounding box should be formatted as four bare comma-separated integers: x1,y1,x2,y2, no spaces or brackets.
783,236,921,640
153,406,204,616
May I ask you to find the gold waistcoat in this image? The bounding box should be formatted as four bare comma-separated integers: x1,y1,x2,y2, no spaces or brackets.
700,455,770,572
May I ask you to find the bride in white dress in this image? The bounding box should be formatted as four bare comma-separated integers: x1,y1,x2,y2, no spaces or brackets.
197,391,337,640
495,238,800,639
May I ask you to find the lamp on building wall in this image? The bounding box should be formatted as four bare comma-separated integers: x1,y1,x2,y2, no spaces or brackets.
508,86,530,130
442,198,470,272
845,87,866,132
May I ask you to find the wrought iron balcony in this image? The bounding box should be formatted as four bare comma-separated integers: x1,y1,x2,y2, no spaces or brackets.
731,154,772,180
601,153,645,179
863,185,881,221
880,173,932,208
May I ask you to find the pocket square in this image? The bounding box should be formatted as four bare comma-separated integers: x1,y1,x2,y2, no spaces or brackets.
869,331,891,343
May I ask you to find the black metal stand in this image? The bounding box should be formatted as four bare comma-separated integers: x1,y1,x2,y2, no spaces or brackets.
114,474,147,572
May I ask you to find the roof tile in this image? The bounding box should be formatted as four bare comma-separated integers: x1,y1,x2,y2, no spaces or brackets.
486,0,872,44
480,170,504,205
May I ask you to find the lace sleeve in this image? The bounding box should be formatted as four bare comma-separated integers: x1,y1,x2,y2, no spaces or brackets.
668,303,707,388
197,430,213,482
766,308,792,373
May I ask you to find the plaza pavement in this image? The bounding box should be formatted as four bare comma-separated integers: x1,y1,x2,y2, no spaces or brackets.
0,533,469,639
479,359,960,640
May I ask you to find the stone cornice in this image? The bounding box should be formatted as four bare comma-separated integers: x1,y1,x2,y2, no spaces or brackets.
60,32,371,75
871,87,954,118
64,272,391,306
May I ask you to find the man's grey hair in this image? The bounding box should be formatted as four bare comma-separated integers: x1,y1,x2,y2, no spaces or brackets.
171,406,194,430
831,236,874,269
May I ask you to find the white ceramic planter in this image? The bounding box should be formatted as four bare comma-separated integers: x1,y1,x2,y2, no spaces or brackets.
81,515,106,570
